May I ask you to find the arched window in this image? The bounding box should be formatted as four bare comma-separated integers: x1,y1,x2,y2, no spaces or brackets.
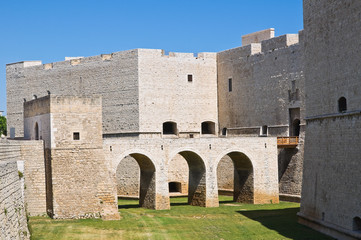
34,122,39,140
292,119,300,137
163,122,177,135
222,128,227,136
353,217,361,231
201,121,216,135
338,97,347,113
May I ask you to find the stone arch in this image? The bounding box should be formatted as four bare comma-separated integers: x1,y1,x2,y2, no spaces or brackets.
116,151,157,209
216,151,254,203
169,149,207,207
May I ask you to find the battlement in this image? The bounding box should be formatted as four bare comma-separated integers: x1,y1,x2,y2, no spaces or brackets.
261,34,299,52
6,48,216,72
218,32,299,60
242,28,275,46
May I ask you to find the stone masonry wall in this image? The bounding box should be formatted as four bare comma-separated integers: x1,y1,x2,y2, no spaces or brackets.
138,50,218,136
0,140,30,240
217,34,305,136
299,1,361,239
24,95,120,220
7,50,139,138
0,139,46,217
217,33,305,197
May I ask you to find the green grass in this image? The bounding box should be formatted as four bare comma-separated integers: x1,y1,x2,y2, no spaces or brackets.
29,196,334,240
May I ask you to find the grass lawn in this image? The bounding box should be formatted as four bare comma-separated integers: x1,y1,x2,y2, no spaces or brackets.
29,196,334,240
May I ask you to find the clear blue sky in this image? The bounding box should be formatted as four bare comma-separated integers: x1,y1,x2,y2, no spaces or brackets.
0,0,303,116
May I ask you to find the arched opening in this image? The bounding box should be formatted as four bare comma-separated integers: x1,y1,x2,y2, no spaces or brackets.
217,152,254,203
353,217,361,231
163,121,177,135
168,154,188,196
338,97,347,112
168,151,206,207
292,119,300,137
222,128,227,136
169,182,182,193
116,153,157,209
116,156,139,197
34,122,39,140
217,155,234,197
201,121,216,135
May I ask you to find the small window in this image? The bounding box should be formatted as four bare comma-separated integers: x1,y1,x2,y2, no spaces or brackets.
228,78,232,92
188,74,193,82
73,132,80,140
222,128,227,136
163,122,177,135
169,182,182,193
338,97,347,113
34,122,39,140
353,217,361,231
261,125,268,136
201,121,216,135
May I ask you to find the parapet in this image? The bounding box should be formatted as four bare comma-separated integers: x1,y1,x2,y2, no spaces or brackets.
261,34,299,52
242,28,275,46
139,48,216,60
6,61,42,68
218,43,262,60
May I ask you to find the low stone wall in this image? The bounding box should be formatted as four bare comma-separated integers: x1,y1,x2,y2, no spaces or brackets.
0,160,30,240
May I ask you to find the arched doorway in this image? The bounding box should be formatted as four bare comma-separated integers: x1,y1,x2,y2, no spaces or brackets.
292,119,300,137
116,153,156,209
217,152,254,203
169,151,206,207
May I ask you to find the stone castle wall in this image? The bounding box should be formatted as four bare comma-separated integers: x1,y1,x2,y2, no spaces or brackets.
24,96,120,220
0,140,30,240
7,50,139,138
217,34,305,197
138,50,218,136
217,34,305,136
299,1,361,239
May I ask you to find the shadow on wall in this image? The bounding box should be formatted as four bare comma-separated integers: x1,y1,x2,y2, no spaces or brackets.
238,208,334,240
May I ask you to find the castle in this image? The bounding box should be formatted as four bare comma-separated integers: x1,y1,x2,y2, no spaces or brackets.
1,0,360,239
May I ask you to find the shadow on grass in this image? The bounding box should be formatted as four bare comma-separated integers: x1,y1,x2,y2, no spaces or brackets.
170,202,189,206
118,204,140,209
238,208,334,240
219,200,235,204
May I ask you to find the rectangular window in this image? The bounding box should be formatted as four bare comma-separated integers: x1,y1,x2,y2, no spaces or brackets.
73,132,80,140
228,78,232,92
188,74,193,82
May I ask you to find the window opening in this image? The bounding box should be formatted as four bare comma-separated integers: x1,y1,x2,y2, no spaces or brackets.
201,121,215,134
34,123,39,140
188,74,193,82
169,182,182,193
353,217,361,231
338,97,347,112
222,128,227,136
163,122,177,135
73,132,80,140
228,78,232,92
261,125,268,136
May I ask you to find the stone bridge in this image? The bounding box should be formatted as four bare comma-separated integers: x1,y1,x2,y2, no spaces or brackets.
103,136,279,210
